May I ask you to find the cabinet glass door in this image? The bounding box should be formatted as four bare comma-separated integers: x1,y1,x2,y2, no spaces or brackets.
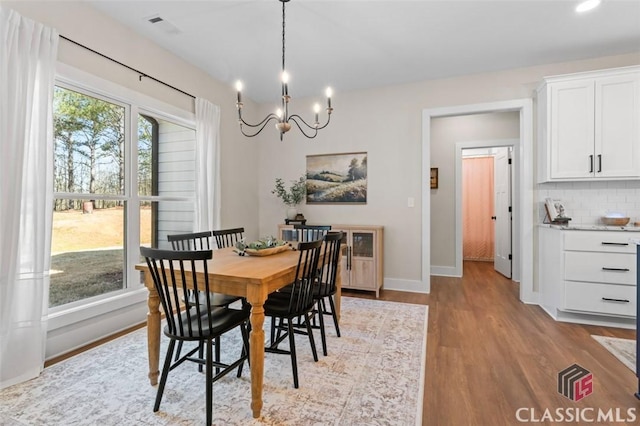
352,232,374,257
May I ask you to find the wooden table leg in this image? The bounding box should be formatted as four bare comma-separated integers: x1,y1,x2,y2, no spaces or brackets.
145,274,161,386
248,297,266,419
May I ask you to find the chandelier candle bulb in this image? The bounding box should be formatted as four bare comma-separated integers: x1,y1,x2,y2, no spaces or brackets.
326,87,332,108
235,81,242,104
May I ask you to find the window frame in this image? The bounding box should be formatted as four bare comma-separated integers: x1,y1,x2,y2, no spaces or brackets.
49,63,196,330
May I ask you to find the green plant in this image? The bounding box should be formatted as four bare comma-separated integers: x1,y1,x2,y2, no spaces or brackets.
272,175,306,206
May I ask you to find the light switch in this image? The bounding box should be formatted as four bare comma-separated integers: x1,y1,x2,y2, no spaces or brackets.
408,197,415,208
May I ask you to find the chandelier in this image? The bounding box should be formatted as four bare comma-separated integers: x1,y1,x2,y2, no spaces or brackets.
235,0,333,140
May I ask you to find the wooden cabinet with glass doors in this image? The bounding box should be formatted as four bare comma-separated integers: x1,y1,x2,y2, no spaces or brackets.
277,224,383,297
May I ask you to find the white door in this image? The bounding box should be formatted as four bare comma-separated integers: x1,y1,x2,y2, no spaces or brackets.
494,147,512,278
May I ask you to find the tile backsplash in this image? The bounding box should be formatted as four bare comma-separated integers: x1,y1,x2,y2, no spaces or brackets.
537,180,640,225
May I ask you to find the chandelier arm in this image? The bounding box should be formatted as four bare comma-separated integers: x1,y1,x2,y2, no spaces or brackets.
239,112,279,128
239,116,279,137
288,113,332,131
288,116,319,139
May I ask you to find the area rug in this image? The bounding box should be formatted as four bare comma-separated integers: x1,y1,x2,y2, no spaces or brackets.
0,297,427,425
592,335,636,372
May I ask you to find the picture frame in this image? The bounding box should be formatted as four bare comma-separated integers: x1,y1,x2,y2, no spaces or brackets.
306,152,367,204
430,168,438,189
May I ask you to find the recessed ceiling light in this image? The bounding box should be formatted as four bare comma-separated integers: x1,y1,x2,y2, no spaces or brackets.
576,0,602,13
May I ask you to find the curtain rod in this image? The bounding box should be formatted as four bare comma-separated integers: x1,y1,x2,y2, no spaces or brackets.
60,35,196,100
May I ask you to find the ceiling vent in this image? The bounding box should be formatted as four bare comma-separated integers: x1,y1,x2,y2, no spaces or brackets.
144,14,182,35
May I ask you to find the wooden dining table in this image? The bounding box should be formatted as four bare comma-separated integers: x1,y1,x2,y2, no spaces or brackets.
135,245,341,419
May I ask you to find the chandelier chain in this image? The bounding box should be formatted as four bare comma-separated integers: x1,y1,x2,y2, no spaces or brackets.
282,0,286,72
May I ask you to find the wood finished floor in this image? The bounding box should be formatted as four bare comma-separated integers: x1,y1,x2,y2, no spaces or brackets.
49,260,639,425
345,260,638,425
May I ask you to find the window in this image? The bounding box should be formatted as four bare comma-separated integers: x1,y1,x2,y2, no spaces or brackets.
50,83,196,310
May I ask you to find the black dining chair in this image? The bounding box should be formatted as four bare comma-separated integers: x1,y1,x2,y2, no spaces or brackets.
312,231,343,356
212,227,245,249
264,239,323,388
140,247,250,426
293,224,331,242
167,231,243,363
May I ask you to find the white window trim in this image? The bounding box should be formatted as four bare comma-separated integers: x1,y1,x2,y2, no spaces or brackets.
49,63,196,333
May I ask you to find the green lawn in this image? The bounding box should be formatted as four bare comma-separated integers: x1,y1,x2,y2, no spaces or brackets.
50,249,124,307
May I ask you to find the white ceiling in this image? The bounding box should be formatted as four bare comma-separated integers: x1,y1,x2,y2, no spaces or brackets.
86,0,640,103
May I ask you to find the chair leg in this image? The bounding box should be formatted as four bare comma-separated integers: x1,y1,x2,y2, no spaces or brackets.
215,336,221,375
205,339,213,426
317,300,328,356
287,319,299,389
154,339,176,412
328,296,341,337
237,322,250,378
174,341,183,361
304,312,318,362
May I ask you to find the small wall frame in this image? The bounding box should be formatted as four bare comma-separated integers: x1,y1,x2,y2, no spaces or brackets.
430,168,438,189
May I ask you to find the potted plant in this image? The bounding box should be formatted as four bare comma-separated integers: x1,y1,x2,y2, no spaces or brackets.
272,175,306,220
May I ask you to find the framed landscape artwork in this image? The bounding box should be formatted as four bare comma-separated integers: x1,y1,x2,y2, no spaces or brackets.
306,152,367,204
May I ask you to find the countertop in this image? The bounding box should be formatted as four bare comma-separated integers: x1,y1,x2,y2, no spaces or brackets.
541,223,640,232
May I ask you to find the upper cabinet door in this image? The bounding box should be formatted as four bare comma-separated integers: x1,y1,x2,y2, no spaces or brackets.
538,66,640,182
595,74,640,178
549,79,595,180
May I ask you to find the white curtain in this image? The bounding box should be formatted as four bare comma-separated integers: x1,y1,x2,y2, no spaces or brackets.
0,7,58,389
194,98,221,232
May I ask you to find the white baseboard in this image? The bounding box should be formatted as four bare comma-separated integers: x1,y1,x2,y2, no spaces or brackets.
384,278,428,293
539,304,635,329
46,299,147,360
430,266,460,277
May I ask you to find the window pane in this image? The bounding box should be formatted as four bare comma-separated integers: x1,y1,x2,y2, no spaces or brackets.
50,200,125,308
138,114,195,197
138,200,195,284
54,86,125,196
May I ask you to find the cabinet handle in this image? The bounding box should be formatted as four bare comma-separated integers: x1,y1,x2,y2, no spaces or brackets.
589,155,594,173
601,242,629,246
601,267,630,272
602,297,630,303
597,154,602,173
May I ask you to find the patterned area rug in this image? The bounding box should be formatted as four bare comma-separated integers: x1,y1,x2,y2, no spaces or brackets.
0,297,427,425
592,335,636,372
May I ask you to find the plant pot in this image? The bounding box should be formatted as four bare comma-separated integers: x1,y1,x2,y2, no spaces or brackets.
286,206,298,220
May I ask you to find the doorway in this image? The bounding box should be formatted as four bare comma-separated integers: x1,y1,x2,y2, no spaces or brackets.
421,99,534,303
460,145,513,278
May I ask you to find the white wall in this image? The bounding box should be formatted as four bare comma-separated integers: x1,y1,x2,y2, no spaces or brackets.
257,52,640,293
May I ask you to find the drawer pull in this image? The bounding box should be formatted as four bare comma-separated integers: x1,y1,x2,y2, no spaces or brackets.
602,297,630,303
601,267,630,272
601,242,629,246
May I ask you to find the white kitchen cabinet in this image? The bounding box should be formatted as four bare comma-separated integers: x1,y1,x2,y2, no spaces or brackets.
537,66,640,182
278,223,384,297
538,227,637,328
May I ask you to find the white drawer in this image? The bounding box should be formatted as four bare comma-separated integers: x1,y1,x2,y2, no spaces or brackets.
564,231,637,253
564,252,636,285
564,281,636,317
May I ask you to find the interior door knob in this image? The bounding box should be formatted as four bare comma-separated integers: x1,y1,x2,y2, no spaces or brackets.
491,216,497,220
